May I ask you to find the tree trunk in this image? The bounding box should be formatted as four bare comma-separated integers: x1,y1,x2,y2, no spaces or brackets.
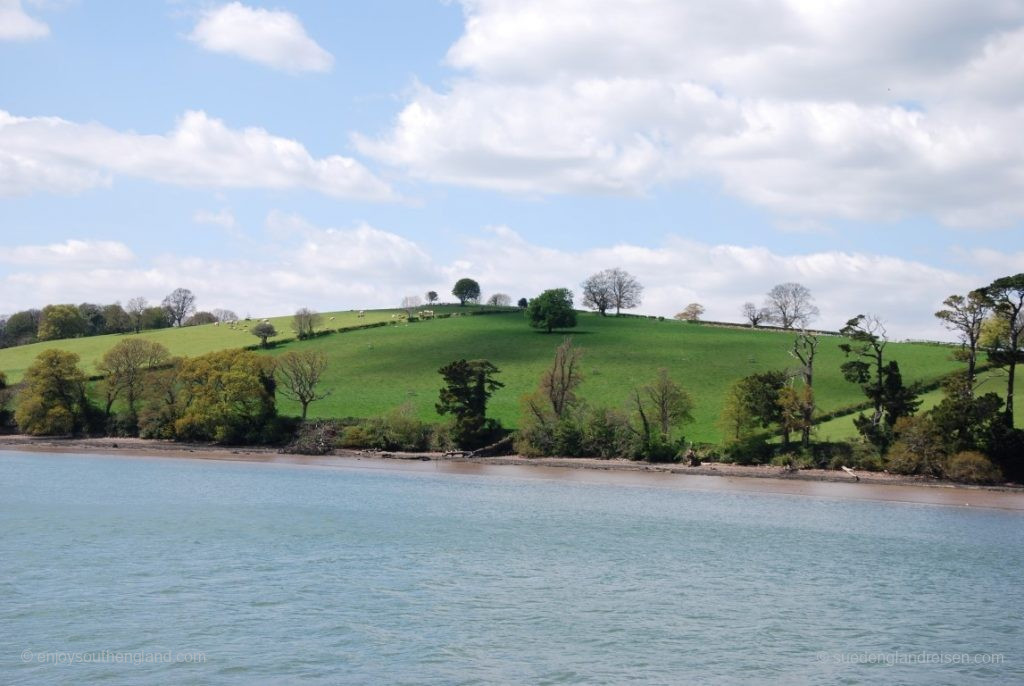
301,402,309,420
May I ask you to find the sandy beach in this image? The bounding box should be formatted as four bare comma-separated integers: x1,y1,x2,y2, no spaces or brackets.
1,434,1022,511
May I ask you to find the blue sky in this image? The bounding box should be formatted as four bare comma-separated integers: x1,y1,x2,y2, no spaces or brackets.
1,0,1022,338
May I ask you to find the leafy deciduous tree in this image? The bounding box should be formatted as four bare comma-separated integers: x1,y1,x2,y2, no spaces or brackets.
526,288,577,333
425,290,438,304
674,303,705,322
452,278,481,306
37,304,87,341
251,322,277,348
97,339,170,422
14,349,95,435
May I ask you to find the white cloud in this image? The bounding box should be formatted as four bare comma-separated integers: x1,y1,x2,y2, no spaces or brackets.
0,239,133,266
0,220,999,340
188,2,333,73
357,0,1024,228
0,0,49,40
0,109,395,200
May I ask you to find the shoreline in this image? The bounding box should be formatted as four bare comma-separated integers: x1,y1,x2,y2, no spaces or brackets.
2,435,1023,511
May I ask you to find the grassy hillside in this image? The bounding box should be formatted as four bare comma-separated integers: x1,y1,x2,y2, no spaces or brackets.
814,372,1024,442
262,312,962,443
0,306,471,382
2,309,976,444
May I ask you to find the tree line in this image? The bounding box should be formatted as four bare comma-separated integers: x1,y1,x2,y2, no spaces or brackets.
0,288,239,348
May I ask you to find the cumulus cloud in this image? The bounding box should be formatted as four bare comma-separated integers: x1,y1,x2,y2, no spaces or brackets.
357,0,1024,228
0,220,1000,340
0,109,395,200
0,0,49,40
0,239,133,266
188,2,333,73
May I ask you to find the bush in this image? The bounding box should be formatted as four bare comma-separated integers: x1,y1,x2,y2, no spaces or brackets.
826,442,885,472
364,405,432,451
638,436,683,463
581,407,634,458
720,435,774,465
944,451,1003,485
885,416,945,476
771,452,815,469
338,425,372,449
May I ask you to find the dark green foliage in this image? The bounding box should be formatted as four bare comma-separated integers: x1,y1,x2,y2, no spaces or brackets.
720,434,774,465
140,306,172,330
1,309,41,347
526,288,577,333
979,273,1024,424
452,278,481,305
436,359,504,449
0,371,13,430
928,373,1004,455
251,322,277,348
517,297,528,308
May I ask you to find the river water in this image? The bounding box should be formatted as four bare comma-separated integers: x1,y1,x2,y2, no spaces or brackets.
1,451,1021,684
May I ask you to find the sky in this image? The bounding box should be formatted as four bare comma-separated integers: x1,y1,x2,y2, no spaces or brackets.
1,0,1022,340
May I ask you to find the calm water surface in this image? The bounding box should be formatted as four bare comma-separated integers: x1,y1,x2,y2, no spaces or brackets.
1,451,1022,685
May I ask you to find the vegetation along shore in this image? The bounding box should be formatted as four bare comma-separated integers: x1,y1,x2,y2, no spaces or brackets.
1,272,1022,489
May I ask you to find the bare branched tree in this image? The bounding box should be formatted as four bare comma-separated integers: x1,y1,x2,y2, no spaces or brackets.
540,337,584,419
126,297,147,334
934,290,989,391
741,301,771,327
292,308,322,339
764,283,818,329
276,350,330,420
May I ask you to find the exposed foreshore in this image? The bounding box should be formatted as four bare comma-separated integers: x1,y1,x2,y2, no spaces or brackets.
2,435,1023,511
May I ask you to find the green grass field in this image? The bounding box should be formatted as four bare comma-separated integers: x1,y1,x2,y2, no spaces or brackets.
0,305,474,382
814,372,1024,442
260,312,964,443
1,309,983,443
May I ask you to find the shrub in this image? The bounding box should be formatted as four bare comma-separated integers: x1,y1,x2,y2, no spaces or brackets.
338,425,372,449
885,416,945,476
365,405,432,451
720,435,774,465
827,441,885,471
944,451,1003,485
771,452,815,469
581,407,634,458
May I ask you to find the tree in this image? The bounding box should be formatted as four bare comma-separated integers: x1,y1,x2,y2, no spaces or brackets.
720,371,787,442
436,359,504,449
292,308,321,339
184,311,218,326
276,350,330,420
840,315,920,449
162,288,196,327
172,349,277,443
539,337,584,419
581,270,613,315
979,273,1024,424
935,290,989,391
126,297,148,333
212,309,239,323
37,304,87,341
789,332,819,448
251,322,277,348
608,268,643,315
97,339,170,423
1,309,41,346
928,373,1004,456
14,349,95,435
452,278,481,306
642,368,694,439
674,303,705,322
77,303,106,336
741,302,771,327
0,371,13,427
764,283,819,329
517,297,528,309
487,293,511,307
526,288,577,333
140,307,171,330
425,290,438,305
101,303,132,334
400,296,422,318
